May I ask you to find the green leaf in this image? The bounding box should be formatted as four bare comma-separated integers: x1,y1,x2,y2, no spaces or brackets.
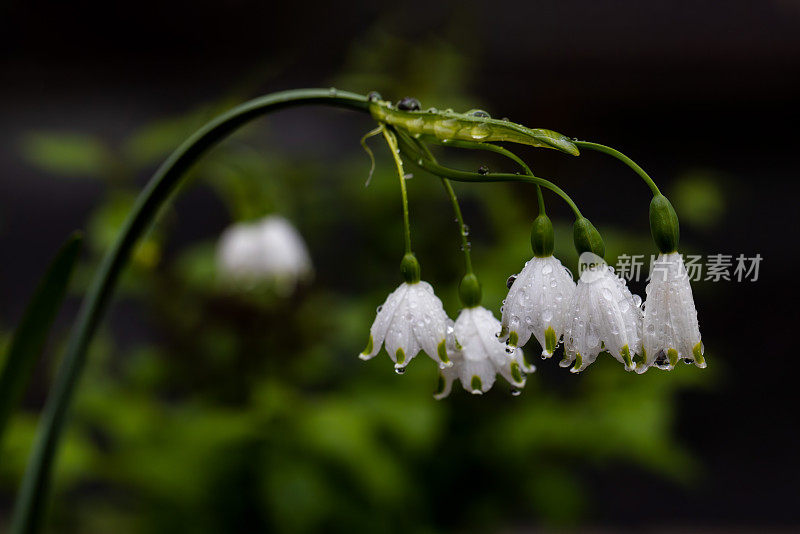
20,133,111,177
0,232,83,448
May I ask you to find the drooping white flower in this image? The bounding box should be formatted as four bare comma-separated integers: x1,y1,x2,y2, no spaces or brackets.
435,306,534,398
561,256,642,373
501,256,576,358
359,281,452,371
638,252,705,372
216,215,313,292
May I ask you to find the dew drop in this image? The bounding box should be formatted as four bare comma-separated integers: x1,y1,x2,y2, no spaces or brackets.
506,275,517,289
367,91,382,102
397,97,421,111
461,224,470,236
376,305,383,313
478,165,489,175
542,310,553,322
395,367,406,375
510,387,521,397
328,87,338,96
470,123,491,140
542,263,553,275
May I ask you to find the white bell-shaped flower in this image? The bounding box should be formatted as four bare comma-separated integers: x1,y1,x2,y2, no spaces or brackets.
638,252,705,372
434,306,533,398
562,255,642,373
501,256,576,358
359,281,452,371
216,215,313,293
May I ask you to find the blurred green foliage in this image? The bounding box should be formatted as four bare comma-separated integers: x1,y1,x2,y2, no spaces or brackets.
2,28,713,533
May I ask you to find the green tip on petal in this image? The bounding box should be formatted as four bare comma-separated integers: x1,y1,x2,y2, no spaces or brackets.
361,335,374,357
395,348,406,365
693,342,707,368
508,331,519,347
544,326,557,354
510,362,524,384
470,375,483,393
667,348,679,368
437,339,450,364
570,353,583,373
621,345,633,370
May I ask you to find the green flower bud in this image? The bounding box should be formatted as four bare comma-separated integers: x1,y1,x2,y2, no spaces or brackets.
573,217,605,259
530,214,554,257
400,253,420,283
458,273,482,308
649,194,680,253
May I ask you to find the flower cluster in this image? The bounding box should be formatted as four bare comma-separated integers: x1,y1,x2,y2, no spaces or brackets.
358,196,705,398
356,106,706,397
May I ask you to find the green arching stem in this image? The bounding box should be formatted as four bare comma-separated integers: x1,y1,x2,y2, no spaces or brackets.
394,132,583,218
410,138,474,274
10,88,370,534
380,127,413,254
573,140,661,196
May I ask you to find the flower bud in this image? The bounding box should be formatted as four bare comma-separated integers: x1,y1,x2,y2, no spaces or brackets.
530,214,554,257
572,217,605,259
400,253,421,284
458,273,482,308
649,194,680,253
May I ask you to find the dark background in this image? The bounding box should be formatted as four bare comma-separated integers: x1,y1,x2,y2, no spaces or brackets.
1,0,798,530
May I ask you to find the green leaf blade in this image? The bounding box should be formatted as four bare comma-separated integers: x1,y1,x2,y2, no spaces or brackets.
0,232,83,447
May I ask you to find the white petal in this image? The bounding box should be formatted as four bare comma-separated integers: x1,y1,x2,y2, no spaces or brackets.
501,256,575,357
641,253,703,372
407,282,450,366
360,283,410,360
564,265,642,372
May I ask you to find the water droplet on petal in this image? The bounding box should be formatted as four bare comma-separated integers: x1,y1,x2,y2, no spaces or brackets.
506,275,517,289
510,387,521,396
478,165,489,175
395,367,406,375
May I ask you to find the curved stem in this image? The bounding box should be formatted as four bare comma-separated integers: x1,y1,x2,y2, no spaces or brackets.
10,88,370,534
409,138,474,274
380,127,413,254
395,133,583,219
573,140,661,196
422,136,549,216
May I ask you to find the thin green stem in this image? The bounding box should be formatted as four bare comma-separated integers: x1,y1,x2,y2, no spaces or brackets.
422,136,549,216
409,138,474,274
10,89,370,534
439,179,473,274
573,140,661,196
380,127,412,254
394,133,583,218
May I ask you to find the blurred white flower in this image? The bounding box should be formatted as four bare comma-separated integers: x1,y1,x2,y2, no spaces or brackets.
359,281,452,371
501,256,576,358
638,252,705,372
561,254,642,373
435,306,533,398
216,215,313,293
